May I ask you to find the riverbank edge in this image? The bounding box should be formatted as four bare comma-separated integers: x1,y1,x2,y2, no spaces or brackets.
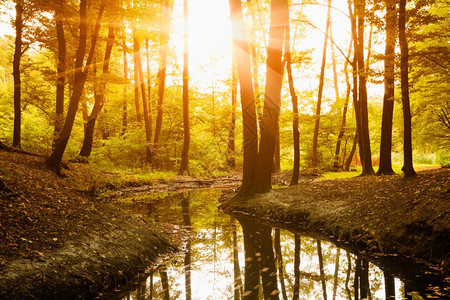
0,218,182,299
219,169,449,272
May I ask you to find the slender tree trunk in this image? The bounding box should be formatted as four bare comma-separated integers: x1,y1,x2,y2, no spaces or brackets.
354,257,361,300
145,38,153,129
153,0,172,167
46,0,104,173
332,248,341,300
285,14,301,186
334,39,353,170
377,0,397,175
312,0,332,169
317,240,328,300
133,32,142,126
231,217,243,300
79,24,115,158
133,33,152,163
292,235,301,300
274,229,287,300
122,36,128,135
399,0,416,177
179,0,190,175
344,130,358,171
248,0,262,127
384,272,395,299
228,0,258,196
54,0,67,148
355,0,375,175
227,46,238,170
13,0,23,149
253,0,287,193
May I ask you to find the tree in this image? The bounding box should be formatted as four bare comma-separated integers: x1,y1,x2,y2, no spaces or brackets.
377,0,397,175
53,0,67,148
253,0,288,193
228,0,258,196
12,0,24,148
153,0,172,167
399,0,416,177
46,0,105,173
179,0,190,175
311,0,332,169
79,24,115,158
227,46,238,170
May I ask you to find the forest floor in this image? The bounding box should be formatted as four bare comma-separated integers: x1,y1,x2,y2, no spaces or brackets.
0,147,449,298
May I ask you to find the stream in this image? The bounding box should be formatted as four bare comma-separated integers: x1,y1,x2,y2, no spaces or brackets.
106,189,447,299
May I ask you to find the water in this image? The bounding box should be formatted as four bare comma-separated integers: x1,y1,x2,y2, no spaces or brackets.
108,189,446,300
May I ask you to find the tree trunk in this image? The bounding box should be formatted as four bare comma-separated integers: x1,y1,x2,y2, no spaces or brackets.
334,38,353,170
360,259,369,299
355,0,375,175
253,0,287,193
13,0,23,149
228,0,258,196
227,46,238,170
153,0,172,167
134,33,152,163
285,15,300,186
377,0,397,175
160,265,170,300
345,252,352,300
312,0,332,169
79,24,115,158
274,229,287,300
258,225,279,299
354,258,361,300
122,36,128,135
317,240,328,300
399,0,416,177
248,0,262,127
179,0,190,175
54,0,67,149
145,38,153,127
292,235,301,300
133,34,142,126
344,130,358,171
46,0,104,173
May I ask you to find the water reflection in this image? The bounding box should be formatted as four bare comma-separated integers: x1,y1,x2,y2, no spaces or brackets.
112,189,446,299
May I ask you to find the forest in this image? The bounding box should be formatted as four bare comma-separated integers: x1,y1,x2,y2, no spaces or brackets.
0,0,449,299
0,0,448,182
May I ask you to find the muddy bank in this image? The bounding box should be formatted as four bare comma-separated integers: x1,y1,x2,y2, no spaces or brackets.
220,169,449,291
0,219,182,299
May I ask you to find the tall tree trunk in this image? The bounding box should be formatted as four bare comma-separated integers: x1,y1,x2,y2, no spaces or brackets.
46,0,104,173
133,32,142,126
13,0,23,149
285,13,301,186
228,0,258,196
54,0,67,149
227,46,238,170
344,129,358,171
253,0,287,193
122,36,128,135
312,0,332,169
384,271,395,299
317,240,328,300
79,24,115,158
231,217,243,300
274,229,287,300
145,38,153,129
355,0,375,175
292,235,301,300
334,39,353,170
248,0,262,127
153,0,172,167
134,33,152,163
179,0,190,175
377,0,397,175
399,0,416,177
